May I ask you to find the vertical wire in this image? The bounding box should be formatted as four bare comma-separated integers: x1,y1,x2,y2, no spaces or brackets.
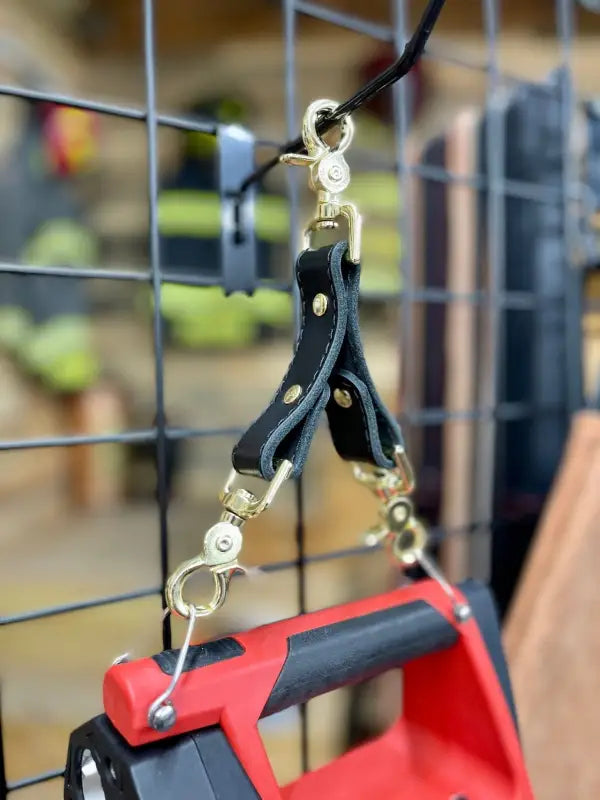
391,0,416,437
556,0,583,414
473,0,504,580
283,0,309,774
142,0,171,650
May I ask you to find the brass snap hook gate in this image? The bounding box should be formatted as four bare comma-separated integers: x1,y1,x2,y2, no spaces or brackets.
280,98,362,263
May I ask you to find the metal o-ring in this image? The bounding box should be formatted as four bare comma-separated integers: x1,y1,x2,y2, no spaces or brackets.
303,98,354,155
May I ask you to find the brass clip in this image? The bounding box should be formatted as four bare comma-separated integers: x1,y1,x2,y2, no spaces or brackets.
280,99,362,263
353,445,415,500
357,447,471,622
165,460,293,619
354,445,424,560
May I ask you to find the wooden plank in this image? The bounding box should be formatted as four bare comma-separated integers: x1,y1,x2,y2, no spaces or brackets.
440,108,479,581
504,411,600,800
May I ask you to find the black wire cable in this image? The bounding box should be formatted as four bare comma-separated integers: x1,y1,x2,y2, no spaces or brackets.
237,0,446,194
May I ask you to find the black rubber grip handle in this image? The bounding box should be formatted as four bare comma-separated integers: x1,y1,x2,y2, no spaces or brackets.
262,598,457,717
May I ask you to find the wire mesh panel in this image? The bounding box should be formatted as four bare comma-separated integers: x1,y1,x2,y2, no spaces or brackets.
0,0,585,795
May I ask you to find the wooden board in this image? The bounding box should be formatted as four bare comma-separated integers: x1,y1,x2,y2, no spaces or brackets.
504,411,600,800
440,108,479,582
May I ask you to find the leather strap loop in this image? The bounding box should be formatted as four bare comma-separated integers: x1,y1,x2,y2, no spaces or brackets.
232,242,404,480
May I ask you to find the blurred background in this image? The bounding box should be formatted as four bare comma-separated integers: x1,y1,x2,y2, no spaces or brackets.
0,1,600,798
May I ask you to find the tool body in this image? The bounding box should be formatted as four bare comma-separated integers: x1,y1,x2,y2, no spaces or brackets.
65,580,533,800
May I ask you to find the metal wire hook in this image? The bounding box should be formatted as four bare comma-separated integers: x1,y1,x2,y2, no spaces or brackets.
147,605,197,732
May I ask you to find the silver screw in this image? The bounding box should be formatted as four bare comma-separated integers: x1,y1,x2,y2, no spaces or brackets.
328,164,343,181
217,534,233,552
150,702,177,732
453,603,472,623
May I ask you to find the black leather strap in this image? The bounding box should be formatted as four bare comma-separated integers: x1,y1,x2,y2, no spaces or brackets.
232,242,404,480
326,250,403,468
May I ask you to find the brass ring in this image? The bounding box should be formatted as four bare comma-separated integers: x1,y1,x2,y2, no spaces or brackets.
303,99,354,156
165,556,231,619
390,517,428,566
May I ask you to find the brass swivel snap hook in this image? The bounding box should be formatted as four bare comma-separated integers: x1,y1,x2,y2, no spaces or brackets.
356,446,471,623
164,459,293,620
165,522,245,620
280,98,362,263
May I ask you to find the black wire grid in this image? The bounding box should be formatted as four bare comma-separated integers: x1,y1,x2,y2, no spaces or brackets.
0,0,585,794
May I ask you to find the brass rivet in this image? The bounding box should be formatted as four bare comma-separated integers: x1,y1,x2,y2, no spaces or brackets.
333,388,352,408
283,384,302,404
312,293,329,316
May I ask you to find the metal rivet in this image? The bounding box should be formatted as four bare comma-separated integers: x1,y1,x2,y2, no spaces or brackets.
217,534,233,552
453,604,472,623
150,703,177,732
312,293,329,316
283,384,302,404
333,387,352,408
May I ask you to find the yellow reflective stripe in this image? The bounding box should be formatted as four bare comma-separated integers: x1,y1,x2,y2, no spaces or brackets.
160,285,254,317
39,351,99,392
158,191,289,241
158,191,221,236
23,219,98,266
0,307,32,349
20,315,93,370
352,173,400,217
172,313,255,348
359,272,402,293
361,225,402,261
250,289,292,325
255,196,290,242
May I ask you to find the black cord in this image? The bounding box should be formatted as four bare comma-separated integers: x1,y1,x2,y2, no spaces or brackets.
237,0,446,195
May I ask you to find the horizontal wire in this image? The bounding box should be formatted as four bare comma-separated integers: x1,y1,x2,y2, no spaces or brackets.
0,261,149,282
0,430,156,451
409,161,583,205
161,271,291,292
294,2,488,74
1,586,161,627
0,260,293,292
167,425,243,441
0,257,569,311
0,426,242,452
0,399,565,453
260,542,381,573
293,2,576,87
295,1,393,41
402,401,564,426
0,84,216,134
6,768,64,792
1,520,496,628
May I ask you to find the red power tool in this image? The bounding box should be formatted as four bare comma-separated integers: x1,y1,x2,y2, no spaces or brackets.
64,579,533,799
